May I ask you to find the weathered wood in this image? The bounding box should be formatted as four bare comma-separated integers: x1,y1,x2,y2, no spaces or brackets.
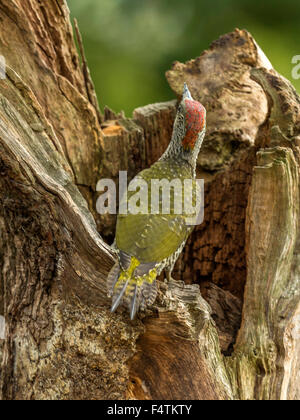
73,17,102,125
0,65,119,399
0,0,103,229
226,146,299,400
175,147,256,299
226,67,300,401
127,280,233,400
200,282,242,354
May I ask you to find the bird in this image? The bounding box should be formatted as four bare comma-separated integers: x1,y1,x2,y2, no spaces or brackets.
107,83,206,319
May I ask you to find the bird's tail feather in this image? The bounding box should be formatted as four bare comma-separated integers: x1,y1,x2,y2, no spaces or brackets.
107,256,158,319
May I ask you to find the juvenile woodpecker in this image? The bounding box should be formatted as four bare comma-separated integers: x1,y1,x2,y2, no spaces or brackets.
107,83,206,319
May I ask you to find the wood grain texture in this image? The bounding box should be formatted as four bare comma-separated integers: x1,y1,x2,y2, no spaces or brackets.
0,2,299,399
127,281,233,400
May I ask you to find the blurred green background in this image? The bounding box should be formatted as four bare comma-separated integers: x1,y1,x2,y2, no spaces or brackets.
68,0,300,116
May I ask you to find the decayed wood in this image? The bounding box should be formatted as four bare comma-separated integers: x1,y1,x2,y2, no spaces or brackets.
175,147,256,299
127,281,233,400
0,65,118,399
0,0,299,400
0,0,103,229
200,282,242,354
73,17,102,125
229,146,299,400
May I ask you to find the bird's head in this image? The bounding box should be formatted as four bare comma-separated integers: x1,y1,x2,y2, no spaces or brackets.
165,83,206,169
160,83,206,170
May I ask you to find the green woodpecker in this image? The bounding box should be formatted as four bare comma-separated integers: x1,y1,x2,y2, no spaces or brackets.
107,83,206,319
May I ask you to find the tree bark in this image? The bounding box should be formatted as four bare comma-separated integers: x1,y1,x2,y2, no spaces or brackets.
0,2,299,400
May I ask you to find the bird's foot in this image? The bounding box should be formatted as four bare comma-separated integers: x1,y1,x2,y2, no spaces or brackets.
165,270,173,283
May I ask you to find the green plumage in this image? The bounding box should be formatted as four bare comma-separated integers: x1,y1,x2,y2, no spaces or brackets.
116,160,194,263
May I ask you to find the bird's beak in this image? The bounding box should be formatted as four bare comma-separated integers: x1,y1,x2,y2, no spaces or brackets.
182,82,193,100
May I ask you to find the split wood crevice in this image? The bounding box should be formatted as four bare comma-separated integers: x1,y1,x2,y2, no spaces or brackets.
0,1,299,400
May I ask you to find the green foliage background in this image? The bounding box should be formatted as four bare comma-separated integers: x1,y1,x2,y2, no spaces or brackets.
68,0,300,115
